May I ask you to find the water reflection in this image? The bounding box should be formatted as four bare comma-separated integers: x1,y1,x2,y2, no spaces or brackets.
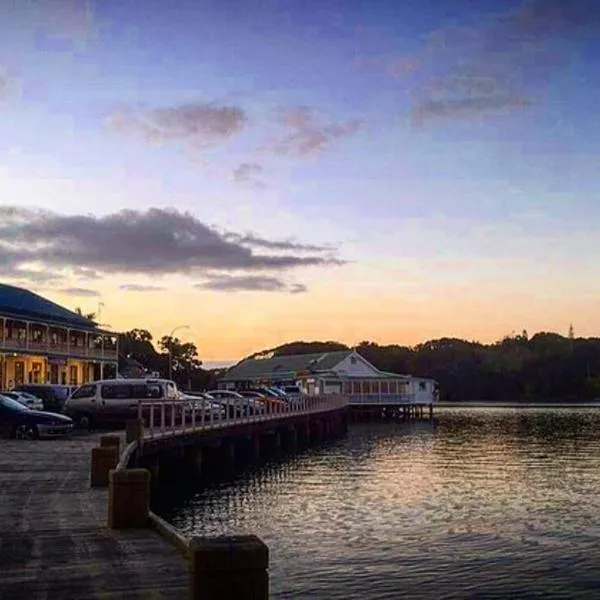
155,408,600,599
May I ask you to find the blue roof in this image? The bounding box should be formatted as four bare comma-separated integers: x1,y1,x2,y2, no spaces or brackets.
0,284,100,331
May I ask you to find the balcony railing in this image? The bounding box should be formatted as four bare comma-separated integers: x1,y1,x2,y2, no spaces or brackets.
0,338,118,360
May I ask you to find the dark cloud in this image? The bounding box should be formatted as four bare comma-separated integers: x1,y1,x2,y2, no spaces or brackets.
266,107,363,157
119,284,166,292
226,232,332,253
411,0,599,122
0,206,344,278
194,275,308,293
107,103,247,146
59,287,100,297
231,163,265,188
289,283,308,294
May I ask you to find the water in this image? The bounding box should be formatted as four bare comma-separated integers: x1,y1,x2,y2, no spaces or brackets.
153,408,600,599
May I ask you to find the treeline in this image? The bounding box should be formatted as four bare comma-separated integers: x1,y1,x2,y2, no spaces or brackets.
117,328,219,390
262,332,600,402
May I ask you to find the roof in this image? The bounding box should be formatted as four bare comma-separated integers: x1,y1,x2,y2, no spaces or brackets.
221,350,353,381
0,284,101,331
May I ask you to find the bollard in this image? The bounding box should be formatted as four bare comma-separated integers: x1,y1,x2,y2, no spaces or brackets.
100,434,120,457
125,418,144,444
90,446,118,488
189,535,269,600
108,468,150,529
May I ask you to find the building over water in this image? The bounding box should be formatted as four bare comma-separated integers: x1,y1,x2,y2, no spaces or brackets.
220,349,437,404
0,284,118,388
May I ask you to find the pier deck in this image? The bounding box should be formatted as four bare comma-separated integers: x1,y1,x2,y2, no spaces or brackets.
0,433,188,600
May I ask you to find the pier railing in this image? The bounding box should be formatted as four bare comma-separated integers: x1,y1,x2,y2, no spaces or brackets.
137,394,347,440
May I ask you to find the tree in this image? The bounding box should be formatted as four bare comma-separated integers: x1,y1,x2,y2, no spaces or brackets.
74,307,96,321
158,335,202,378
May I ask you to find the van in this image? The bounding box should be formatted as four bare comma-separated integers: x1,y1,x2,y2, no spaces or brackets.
64,378,180,428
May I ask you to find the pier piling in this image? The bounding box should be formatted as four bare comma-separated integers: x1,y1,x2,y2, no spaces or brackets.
108,468,151,529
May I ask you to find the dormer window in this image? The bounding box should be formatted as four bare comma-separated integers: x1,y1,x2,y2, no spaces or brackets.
350,356,357,364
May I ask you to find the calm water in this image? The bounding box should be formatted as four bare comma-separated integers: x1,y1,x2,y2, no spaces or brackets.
154,408,600,599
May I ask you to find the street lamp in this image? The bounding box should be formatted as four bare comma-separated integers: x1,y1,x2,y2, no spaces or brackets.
168,324,189,381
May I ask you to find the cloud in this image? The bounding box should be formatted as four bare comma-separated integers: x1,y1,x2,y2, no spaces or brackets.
194,275,308,293
107,103,247,146
59,287,100,297
289,283,308,294
412,95,533,124
225,232,332,253
119,284,166,292
231,163,265,188
411,0,599,123
265,107,363,157
0,206,344,279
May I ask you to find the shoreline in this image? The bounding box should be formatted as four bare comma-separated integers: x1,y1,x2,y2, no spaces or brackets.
437,401,600,409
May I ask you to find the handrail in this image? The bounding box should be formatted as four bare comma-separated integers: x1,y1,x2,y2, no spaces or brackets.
346,394,435,405
137,395,347,441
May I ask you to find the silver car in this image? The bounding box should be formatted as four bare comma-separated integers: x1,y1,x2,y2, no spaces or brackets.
2,391,44,411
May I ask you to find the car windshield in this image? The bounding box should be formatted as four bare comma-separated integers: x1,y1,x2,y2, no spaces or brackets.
0,395,30,411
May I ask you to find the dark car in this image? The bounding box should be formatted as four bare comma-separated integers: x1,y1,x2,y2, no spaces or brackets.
14,384,72,414
0,395,73,439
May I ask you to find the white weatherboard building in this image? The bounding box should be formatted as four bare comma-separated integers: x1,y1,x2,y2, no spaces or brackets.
220,349,437,405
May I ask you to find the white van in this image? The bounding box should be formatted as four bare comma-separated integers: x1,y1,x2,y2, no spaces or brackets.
64,378,180,428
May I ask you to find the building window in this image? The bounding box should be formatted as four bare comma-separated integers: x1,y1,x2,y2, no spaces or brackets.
419,381,427,391
69,365,78,386
350,357,357,364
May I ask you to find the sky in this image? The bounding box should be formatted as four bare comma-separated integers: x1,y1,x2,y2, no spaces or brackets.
0,0,599,363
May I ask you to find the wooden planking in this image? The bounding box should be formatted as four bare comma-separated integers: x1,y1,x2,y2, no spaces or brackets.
0,432,188,600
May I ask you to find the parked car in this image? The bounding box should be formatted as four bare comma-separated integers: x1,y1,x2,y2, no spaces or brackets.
64,378,181,428
205,390,264,417
242,389,285,409
0,394,73,439
180,392,224,420
2,391,44,411
14,384,72,414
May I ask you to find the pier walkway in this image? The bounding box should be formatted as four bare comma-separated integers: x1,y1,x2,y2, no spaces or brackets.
0,432,188,600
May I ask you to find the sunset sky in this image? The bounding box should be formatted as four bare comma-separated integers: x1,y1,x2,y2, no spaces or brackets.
0,0,599,363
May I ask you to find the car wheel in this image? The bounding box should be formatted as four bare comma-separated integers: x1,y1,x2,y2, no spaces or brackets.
76,412,93,430
13,423,39,440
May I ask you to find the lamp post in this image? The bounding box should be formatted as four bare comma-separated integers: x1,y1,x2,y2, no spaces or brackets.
168,324,189,381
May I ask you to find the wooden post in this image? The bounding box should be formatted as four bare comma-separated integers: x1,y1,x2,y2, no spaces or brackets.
126,418,144,444
90,446,118,487
100,434,120,457
108,468,150,529
189,535,269,600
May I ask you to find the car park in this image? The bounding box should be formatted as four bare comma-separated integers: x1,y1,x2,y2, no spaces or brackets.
0,394,73,439
2,391,44,411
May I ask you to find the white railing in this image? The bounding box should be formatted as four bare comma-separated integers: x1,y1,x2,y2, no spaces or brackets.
137,395,347,441
347,394,434,405
0,338,118,360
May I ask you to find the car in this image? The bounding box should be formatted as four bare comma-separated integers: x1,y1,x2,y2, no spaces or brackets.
14,384,72,414
2,391,44,411
0,394,74,439
241,389,286,409
180,392,224,420
64,378,181,428
205,390,264,417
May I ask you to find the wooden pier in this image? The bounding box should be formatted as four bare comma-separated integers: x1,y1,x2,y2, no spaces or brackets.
0,432,188,599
